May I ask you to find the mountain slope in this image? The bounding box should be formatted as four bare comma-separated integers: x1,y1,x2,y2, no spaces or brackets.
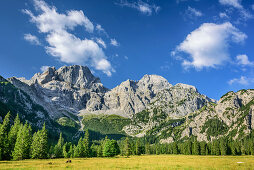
0,75,52,128
144,89,254,143
3,65,215,140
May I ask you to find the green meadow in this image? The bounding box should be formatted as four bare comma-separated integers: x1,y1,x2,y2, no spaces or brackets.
1,155,254,170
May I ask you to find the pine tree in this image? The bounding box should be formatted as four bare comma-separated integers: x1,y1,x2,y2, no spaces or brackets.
90,143,97,157
124,137,131,157
213,140,220,156
135,139,141,155
0,112,10,160
250,139,254,155
103,139,120,157
145,143,150,155
63,142,72,158
31,123,48,159
83,129,90,157
97,144,103,157
172,142,178,154
220,138,227,155
8,114,20,159
200,141,206,155
12,122,32,160
54,133,64,158
74,137,84,158
184,141,192,155
193,140,200,155
156,144,161,155
68,144,74,158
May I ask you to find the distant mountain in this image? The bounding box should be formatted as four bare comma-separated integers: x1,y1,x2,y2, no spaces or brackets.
2,65,254,143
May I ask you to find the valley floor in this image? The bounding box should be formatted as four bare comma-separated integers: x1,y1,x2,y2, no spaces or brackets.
0,155,254,169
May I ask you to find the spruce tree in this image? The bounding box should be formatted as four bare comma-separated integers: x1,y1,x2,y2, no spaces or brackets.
0,112,10,160
135,139,141,155
220,138,227,155
74,137,84,158
124,137,131,157
193,140,200,155
54,133,64,158
103,139,120,157
145,143,150,155
63,142,72,158
8,114,20,158
83,129,90,157
172,142,178,154
12,122,32,160
68,144,74,158
31,123,48,159
200,141,206,155
97,144,103,157
214,140,220,156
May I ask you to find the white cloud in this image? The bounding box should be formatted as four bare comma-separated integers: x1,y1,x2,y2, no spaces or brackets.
219,12,229,19
24,33,41,45
124,56,128,60
186,6,203,18
95,38,106,48
110,39,119,46
219,0,253,21
228,76,254,85
236,54,254,66
40,65,50,72
24,0,114,76
219,0,243,9
96,24,104,32
116,0,160,16
252,4,254,10
172,22,247,70
95,24,108,36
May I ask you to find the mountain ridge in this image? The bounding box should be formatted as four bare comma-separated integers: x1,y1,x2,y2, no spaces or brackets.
3,65,253,143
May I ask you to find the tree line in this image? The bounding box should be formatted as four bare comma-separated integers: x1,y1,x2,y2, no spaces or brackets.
1,113,254,161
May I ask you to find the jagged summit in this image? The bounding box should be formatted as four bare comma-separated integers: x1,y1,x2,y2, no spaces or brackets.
20,65,101,89
6,65,213,121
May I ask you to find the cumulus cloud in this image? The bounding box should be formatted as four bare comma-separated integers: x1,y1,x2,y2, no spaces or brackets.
172,22,247,70
185,6,203,18
23,0,114,76
24,33,41,45
228,76,254,85
116,0,160,16
236,54,254,66
40,65,50,72
110,39,119,46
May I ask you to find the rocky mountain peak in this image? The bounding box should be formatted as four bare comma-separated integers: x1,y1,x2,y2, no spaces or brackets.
24,65,101,89
174,83,197,92
56,65,101,88
137,74,172,92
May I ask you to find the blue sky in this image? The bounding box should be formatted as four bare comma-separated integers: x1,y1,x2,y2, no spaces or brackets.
0,0,254,100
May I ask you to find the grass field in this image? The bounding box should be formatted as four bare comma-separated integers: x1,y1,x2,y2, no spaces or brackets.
0,155,254,170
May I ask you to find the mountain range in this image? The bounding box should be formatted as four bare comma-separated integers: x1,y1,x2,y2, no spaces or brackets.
0,65,253,143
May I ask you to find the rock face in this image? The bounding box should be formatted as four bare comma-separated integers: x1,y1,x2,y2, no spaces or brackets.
153,89,254,143
8,66,212,122
9,65,107,120
2,65,254,143
0,76,52,129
